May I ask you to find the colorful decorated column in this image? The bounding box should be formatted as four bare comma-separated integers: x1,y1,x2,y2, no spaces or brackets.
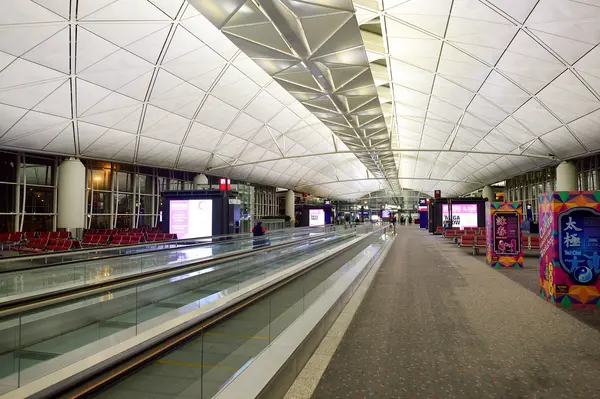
486,202,523,268
540,191,600,308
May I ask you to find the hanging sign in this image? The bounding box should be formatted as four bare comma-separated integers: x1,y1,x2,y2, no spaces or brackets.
219,178,231,191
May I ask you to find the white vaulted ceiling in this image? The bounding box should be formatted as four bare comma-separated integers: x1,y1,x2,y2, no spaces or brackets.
0,0,386,199
356,0,600,195
1,0,599,200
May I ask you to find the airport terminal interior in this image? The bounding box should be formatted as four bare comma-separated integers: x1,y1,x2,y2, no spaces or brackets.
2,0,600,398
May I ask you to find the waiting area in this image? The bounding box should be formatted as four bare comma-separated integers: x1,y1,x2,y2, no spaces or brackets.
0,228,178,256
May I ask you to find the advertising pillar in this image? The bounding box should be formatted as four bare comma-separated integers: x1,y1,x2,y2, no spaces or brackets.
486,202,523,269
540,191,600,308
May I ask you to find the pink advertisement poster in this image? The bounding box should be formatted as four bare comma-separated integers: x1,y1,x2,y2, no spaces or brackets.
442,204,478,229
169,199,213,239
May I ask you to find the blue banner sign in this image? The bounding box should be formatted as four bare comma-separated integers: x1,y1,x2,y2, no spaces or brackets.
558,207,600,284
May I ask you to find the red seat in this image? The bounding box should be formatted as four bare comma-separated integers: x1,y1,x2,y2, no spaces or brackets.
444,230,456,239
129,235,142,244
529,236,540,249
15,238,49,253
521,236,529,249
47,239,68,252
82,234,93,247
23,232,37,240
459,235,475,248
435,226,444,234
38,232,50,238
146,233,158,242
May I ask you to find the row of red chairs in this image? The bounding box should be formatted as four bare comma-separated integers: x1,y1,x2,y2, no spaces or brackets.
0,232,71,250
458,234,487,255
147,233,177,242
82,234,111,247
47,239,77,252
1,231,70,240
84,227,161,235
12,238,79,254
81,232,178,248
110,235,143,246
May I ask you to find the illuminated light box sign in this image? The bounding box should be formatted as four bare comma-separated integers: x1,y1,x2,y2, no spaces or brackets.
539,192,600,308
557,208,600,285
169,199,213,239
493,212,520,255
486,202,523,269
442,204,478,229
418,198,429,211
309,209,325,226
381,210,391,218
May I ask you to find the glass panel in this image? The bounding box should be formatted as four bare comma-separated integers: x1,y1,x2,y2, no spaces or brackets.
116,193,134,214
117,172,133,192
0,215,16,233
89,215,111,229
138,175,154,195
89,169,111,191
169,180,180,190
115,215,132,228
139,214,154,227
22,215,53,231
0,153,18,183
89,191,111,214
23,186,53,214
0,183,16,213
21,164,53,185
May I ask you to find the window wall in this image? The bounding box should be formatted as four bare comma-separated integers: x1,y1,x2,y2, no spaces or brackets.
84,161,197,230
504,155,600,221
0,152,57,233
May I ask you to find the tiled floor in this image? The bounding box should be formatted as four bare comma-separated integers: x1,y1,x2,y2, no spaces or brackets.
312,227,600,399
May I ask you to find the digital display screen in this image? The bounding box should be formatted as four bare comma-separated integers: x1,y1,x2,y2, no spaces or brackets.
309,209,325,226
169,199,213,239
442,204,478,229
382,210,391,218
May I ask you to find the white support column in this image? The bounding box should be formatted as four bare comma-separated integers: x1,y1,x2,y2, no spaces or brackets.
285,190,295,226
57,158,86,235
482,185,494,201
193,174,208,189
556,161,578,191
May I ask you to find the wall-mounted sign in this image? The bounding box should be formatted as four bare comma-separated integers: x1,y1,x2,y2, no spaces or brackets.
493,212,520,255
228,198,241,205
418,198,429,211
434,190,441,199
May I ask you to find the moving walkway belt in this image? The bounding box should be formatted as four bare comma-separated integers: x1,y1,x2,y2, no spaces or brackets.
58,233,376,399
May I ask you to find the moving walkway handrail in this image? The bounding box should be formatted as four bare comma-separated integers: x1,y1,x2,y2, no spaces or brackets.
0,224,334,267
0,225,335,273
0,228,353,318
55,225,389,399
